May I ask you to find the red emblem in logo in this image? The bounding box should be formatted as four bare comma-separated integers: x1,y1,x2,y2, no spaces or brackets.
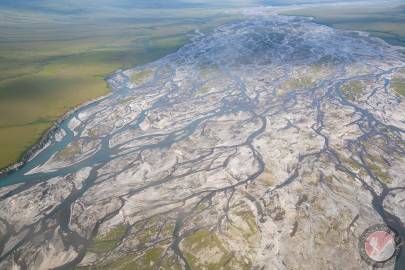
359,224,401,268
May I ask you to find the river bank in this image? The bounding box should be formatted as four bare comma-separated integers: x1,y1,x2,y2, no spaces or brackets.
0,82,115,178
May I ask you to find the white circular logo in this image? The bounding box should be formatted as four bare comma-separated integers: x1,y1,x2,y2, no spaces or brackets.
359,224,401,268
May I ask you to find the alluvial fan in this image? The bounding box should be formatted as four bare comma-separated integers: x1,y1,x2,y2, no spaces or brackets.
0,14,404,270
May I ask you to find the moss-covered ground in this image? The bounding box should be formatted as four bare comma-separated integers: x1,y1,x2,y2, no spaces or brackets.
88,224,127,253
391,77,405,96
340,80,364,101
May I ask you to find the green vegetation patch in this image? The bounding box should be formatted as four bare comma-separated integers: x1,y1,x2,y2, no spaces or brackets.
107,247,162,270
0,223,6,241
131,70,153,86
199,64,221,80
118,97,135,105
133,216,175,244
391,77,405,96
133,218,159,244
314,208,353,246
181,227,252,269
258,167,275,187
88,224,126,253
78,247,182,270
364,155,392,184
160,222,175,238
195,85,213,96
281,3,405,47
279,76,315,94
55,140,83,161
182,229,232,269
340,80,364,101
137,224,159,244
341,152,391,184
233,210,258,240
87,128,98,139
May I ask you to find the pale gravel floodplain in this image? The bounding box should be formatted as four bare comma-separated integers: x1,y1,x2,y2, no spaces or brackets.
0,10,404,270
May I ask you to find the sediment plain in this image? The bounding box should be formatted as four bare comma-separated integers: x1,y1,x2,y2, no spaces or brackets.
0,10,404,270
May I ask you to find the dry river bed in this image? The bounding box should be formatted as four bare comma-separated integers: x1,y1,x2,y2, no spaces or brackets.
0,10,404,270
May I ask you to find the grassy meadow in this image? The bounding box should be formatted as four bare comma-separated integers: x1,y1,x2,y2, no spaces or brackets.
0,2,245,169
281,2,405,47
